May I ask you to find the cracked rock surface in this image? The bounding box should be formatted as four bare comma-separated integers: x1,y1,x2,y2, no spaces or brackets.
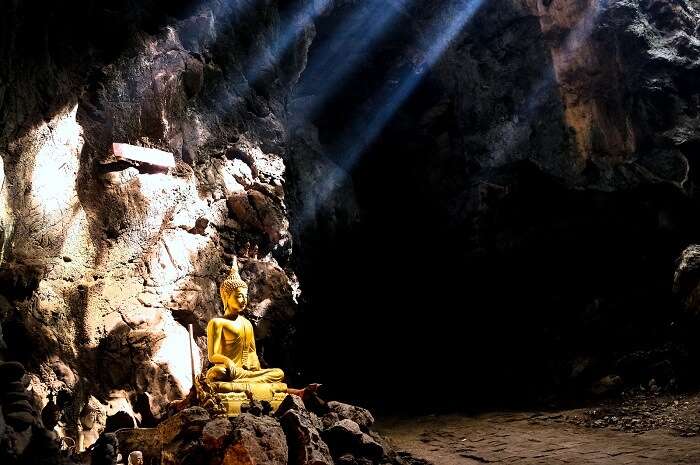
0,0,307,448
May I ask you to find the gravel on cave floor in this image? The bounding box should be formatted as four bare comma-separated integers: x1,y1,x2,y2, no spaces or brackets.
376,392,700,464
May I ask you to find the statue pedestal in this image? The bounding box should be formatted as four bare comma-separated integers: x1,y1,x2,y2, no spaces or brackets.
216,391,287,416
211,382,288,416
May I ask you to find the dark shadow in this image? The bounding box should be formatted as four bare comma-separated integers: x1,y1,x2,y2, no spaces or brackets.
285,0,700,415
105,411,137,433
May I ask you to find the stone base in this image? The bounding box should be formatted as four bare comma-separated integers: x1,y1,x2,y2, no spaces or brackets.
212,382,288,416
217,392,288,416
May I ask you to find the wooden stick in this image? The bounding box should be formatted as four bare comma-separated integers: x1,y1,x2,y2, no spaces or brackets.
188,324,196,384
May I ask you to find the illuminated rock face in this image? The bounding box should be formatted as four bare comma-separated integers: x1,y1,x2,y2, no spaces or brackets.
0,0,308,445
532,0,637,171
673,245,700,315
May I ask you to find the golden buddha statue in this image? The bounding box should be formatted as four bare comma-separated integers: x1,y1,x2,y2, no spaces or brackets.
205,257,316,415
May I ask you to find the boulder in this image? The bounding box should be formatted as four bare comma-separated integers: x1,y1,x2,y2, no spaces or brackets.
0,362,34,432
91,433,120,465
116,427,161,465
159,407,210,445
276,395,331,464
280,409,332,465
160,407,211,465
224,414,287,465
674,245,700,315
591,375,624,396
276,394,324,431
323,419,384,460
323,402,374,432
202,417,233,450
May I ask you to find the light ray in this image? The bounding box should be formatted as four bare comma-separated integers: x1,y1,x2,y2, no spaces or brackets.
560,0,608,59
203,0,332,121
299,0,486,226
244,0,333,85
341,0,486,164
295,0,411,120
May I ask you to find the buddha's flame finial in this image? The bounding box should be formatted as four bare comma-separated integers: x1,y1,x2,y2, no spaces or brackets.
220,256,248,300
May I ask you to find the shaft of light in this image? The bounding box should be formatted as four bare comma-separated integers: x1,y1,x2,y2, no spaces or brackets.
299,0,486,226
298,0,410,120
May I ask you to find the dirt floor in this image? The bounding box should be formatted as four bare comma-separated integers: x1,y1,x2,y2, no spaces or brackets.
377,392,700,464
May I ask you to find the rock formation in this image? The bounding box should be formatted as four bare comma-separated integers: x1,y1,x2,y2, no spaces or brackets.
113,401,426,465
1,0,307,448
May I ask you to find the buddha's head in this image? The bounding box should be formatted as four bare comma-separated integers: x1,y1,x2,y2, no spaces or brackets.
220,257,248,316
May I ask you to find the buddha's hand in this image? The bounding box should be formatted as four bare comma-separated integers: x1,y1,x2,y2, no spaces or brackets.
225,360,239,379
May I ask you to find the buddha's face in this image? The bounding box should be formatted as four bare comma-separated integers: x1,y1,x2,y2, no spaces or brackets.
224,287,248,314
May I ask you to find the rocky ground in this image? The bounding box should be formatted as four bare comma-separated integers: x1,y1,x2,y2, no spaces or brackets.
0,360,429,465
378,391,700,464
562,388,700,436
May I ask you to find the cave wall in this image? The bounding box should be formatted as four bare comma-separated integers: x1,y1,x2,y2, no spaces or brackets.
434,0,700,400
0,0,318,440
286,0,700,410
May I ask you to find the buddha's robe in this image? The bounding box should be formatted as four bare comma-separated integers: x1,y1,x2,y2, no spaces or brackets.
206,315,286,393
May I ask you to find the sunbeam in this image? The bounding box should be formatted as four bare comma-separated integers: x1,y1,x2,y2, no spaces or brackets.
298,0,486,226
559,0,609,60
202,0,332,123
294,0,411,121
243,0,333,85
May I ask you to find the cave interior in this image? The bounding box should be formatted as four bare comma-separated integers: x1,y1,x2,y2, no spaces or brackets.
2,0,700,463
